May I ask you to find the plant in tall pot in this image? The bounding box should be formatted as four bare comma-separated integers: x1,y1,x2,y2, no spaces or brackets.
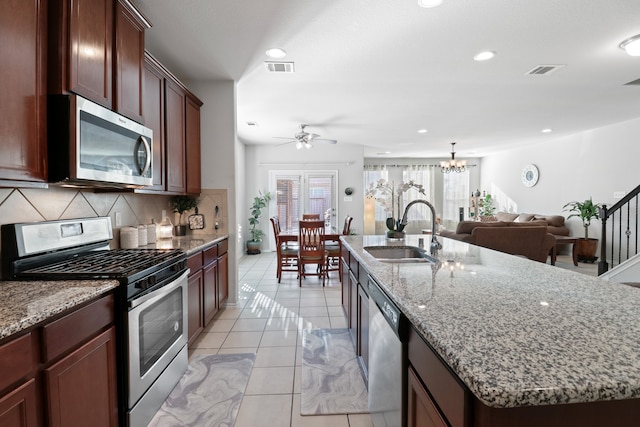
171,195,199,236
247,191,271,254
563,197,603,262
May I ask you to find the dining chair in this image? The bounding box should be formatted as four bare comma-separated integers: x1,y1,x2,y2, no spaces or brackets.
270,216,298,283
325,215,353,282
302,213,320,220
298,220,327,286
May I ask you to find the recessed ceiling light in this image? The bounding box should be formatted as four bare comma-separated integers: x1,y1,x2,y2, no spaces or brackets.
473,51,496,61
265,48,287,58
417,129,428,134
246,121,258,127
418,0,443,7
619,35,640,56
541,128,552,133
377,151,391,155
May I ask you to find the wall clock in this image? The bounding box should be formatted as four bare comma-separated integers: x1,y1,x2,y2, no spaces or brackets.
521,164,539,187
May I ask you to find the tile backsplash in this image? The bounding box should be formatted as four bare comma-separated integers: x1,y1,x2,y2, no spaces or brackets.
0,187,228,252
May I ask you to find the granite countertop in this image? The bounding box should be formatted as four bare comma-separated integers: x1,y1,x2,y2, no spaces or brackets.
342,234,640,409
0,234,228,341
140,234,228,256
0,279,119,340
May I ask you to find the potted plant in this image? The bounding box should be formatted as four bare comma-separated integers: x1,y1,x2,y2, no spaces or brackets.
247,191,271,254
479,193,497,220
563,197,602,262
171,195,199,236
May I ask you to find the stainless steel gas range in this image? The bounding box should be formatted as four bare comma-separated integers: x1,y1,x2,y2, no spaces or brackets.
1,217,189,427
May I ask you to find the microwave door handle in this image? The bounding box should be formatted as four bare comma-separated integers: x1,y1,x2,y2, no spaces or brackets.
136,135,152,176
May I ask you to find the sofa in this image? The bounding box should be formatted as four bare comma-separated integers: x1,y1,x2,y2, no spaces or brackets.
439,211,568,263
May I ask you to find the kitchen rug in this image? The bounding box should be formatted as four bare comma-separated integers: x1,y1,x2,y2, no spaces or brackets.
147,353,255,427
300,328,369,415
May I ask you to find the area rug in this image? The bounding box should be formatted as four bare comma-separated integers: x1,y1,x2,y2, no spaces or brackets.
301,328,369,415
147,353,255,427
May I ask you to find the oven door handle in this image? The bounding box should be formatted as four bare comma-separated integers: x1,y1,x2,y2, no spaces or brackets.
128,270,189,309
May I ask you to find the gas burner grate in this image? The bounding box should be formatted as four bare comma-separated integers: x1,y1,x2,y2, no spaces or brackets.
22,249,185,279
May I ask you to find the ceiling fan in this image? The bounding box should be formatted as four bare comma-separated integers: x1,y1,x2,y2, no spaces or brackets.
275,124,338,149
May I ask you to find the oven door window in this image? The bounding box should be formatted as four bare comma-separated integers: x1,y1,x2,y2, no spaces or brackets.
138,287,183,376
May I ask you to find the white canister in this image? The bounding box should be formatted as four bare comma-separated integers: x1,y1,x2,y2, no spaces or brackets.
120,227,139,249
137,225,148,246
146,222,157,244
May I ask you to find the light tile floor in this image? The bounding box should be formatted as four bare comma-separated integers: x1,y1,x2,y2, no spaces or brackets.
188,251,372,427
187,251,596,427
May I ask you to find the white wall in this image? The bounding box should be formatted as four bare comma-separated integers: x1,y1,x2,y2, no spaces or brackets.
244,142,365,250
480,117,640,239
186,79,241,304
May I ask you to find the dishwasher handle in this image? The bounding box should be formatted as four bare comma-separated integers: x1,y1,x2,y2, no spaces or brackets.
368,276,403,337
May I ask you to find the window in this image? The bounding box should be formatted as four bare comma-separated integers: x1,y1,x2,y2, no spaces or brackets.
442,170,469,229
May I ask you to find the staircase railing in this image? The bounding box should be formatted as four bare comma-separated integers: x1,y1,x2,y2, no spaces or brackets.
598,184,640,275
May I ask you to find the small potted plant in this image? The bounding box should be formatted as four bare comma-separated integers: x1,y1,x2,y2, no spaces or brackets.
563,197,602,262
247,191,271,254
171,195,199,236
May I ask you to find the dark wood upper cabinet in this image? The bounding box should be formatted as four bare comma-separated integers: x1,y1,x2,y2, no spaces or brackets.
49,0,150,121
67,0,114,107
165,78,187,194
141,53,166,191
0,0,48,186
115,0,146,123
186,95,203,195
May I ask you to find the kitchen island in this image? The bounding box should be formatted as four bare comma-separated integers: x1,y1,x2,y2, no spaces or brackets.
341,234,640,427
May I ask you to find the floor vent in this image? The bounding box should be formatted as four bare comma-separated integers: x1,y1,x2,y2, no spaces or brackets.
265,62,295,73
525,64,565,75
624,77,640,86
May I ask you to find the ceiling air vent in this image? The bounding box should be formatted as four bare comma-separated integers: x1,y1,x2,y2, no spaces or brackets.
525,64,565,76
265,61,295,73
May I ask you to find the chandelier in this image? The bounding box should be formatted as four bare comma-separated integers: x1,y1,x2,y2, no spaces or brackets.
440,142,467,173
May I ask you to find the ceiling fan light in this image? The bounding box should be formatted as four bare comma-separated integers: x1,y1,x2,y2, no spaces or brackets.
305,142,312,149
296,141,303,150
620,35,640,56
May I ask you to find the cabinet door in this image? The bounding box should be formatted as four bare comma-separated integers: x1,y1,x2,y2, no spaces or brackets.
68,0,113,107
341,259,350,322
142,53,166,191
165,78,186,193
203,260,218,326
408,366,448,427
45,326,118,427
0,0,47,184
217,251,229,307
357,283,369,376
349,271,358,346
114,0,145,123
0,379,39,427
185,95,202,195
187,270,204,345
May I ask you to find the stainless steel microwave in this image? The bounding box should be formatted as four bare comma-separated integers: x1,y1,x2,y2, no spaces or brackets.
48,94,153,188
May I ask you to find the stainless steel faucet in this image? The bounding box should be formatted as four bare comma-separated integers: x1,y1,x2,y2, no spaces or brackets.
400,200,442,255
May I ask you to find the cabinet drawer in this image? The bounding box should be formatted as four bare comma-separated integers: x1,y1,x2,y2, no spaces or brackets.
203,245,218,265
42,294,114,362
217,239,228,255
187,251,203,273
0,333,38,393
408,326,469,427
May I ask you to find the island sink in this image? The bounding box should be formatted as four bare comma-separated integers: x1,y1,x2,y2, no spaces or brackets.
364,245,438,263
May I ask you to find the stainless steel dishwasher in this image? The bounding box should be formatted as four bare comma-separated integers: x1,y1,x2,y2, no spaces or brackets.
368,276,407,427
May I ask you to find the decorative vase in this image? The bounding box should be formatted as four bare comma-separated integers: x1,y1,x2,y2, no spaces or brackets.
386,230,405,239
576,238,598,263
246,240,262,255
174,225,187,236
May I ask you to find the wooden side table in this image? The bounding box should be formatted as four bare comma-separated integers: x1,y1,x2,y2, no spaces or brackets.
551,236,578,266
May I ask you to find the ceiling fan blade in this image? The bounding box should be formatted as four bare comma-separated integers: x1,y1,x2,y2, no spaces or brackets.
312,138,338,144
275,139,296,146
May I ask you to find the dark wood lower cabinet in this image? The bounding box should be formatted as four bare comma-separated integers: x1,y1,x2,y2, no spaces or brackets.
408,366,448,427
45,326,118,427
203,259,218,326
217,251,229,306
188,269,204,345
357,283,369,376
0,379,39,427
